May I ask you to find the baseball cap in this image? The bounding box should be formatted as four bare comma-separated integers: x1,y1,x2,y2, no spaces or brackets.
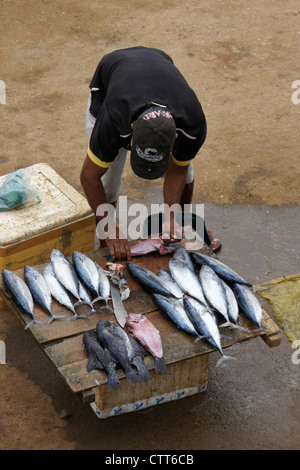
130,106,176,180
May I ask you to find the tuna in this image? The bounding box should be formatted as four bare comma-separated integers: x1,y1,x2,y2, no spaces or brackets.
191,252,253,287
183,296,235,366
233,283,265,331
126,313,166,374
199,265,231,324
96,320,141,384
93,262,112,311
73,251,99,297
126,262,175,298
24,265,64,324
2,269,43,329
44,263,87,321
169,258,207,306
172,245,194,271
50,249,81,302
83,329,121,390
152,293,199,337
157,268,185,302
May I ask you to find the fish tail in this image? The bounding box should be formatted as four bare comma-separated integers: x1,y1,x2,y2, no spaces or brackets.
154,356,166,374
70,313,90,322
134,361,152,383
47,314,65,324
91,295,105,305
107,371,122,391
216,354,237,367
24,319,44,329
251,327,269,333
124,366,141,384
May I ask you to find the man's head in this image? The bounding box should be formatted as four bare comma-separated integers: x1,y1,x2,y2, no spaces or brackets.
130,106,176,180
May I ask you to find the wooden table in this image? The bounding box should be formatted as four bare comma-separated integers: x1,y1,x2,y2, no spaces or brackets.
0,247,281,419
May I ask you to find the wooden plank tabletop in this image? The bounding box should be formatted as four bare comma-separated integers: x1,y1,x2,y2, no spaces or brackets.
0,247,281,395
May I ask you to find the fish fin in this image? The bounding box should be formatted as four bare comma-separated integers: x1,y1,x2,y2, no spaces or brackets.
252,285,271,293
250,327,269,333
132,358,152,383
216,354,237,367
24,319,44,329
47,314,65,324
154,356,166,374
107,373,122,391
194,334,211,343
70,313,90,322
219,321,233,328
87,358,103,373
124,366,141,384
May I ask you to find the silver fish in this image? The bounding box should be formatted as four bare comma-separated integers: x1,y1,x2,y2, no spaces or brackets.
199,265,231,324
157,268,185,302
73,251,99,297
96,319,141,384
191,252,253,287
153,292,199,337
50,249,81,301
172,245,194,271
44,263,87,321
2,269,43,329
233,283,264,331
87,263,113,315
183,296,235,366
83,329,121,390
169,258,207,305
24,265,64,324
127,262,175,297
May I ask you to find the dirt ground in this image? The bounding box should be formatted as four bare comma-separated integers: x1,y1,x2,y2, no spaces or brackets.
0,0,299,451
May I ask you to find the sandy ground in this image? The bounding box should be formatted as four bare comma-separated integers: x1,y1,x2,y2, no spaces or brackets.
0,0,299,451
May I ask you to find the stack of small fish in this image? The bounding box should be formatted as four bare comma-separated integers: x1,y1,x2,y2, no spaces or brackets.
83,319,154,390
126,246,266,367
1,249,117,328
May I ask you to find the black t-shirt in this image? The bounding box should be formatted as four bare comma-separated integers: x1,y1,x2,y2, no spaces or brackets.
87,46,207,168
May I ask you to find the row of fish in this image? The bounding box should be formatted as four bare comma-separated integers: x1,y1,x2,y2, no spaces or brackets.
126,246,266,366
2,249,116,328
84,314,166,389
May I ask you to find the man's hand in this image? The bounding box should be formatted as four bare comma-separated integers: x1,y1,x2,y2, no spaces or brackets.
160,217,182,245
105,230,132,260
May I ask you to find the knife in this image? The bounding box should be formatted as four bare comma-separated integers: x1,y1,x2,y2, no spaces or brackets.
110,282,128,327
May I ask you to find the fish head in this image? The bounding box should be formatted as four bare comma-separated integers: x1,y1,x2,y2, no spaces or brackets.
125,313,145,330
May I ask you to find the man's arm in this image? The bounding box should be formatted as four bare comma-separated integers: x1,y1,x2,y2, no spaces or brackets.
162,158,190,242
80,155,131,259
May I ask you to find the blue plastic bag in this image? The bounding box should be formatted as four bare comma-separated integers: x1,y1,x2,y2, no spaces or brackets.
0,168,40,211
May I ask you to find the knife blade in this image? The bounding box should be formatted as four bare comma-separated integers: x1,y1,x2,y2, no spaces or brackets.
110,282,128,327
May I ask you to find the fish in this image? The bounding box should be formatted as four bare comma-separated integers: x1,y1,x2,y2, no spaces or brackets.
232,283,265,331
72,251,99,297
157,268,185,302
168,258,207,305
130,238,180,256
83,329,121,390
126,313,166,374
190,252,253,287
50,249,81,302
43,263,87,321
126,262,176,298
92,262,113,312
24,265,65,324
198,265,231,324
152,293,200,337
127,334,153,383
172,245,194,271
96,319,141,384
2,269,44,329
183,296,235,367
